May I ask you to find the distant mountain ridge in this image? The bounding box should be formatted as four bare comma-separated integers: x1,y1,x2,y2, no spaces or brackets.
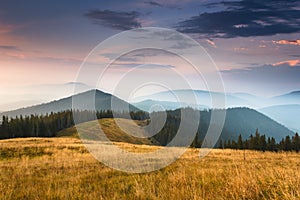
0,90,139,118
289,91,300,95
132,99,209,112
132,89,300,109
1,89,299,137
132,89,254,108
271,91,300,105
260,104,300,133
0,89,294,142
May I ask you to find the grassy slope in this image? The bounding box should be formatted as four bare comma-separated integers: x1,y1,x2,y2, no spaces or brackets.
56,118,158,145
0,137,300,199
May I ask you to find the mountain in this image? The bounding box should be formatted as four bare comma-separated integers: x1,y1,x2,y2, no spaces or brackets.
0,90,139,118
0,100,44,112
54,107,293,145
271,91,300,105
231,92,266,107
0,82,93,112
133,89,300,109
218,108,294,141
260,104,300,133
158,108,293,144
132,99,209,112
132,89,255,108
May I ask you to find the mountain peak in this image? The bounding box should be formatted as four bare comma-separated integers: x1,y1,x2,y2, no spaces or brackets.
289,91,300,95
64,82,87,86
0,89,138,117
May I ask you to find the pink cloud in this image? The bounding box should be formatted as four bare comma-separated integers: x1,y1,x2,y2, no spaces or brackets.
206,39,217,48
273,39,300,46
272,59,300,67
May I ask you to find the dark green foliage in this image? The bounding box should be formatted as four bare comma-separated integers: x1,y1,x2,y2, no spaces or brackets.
292,133,300,152
223,129,300,152
0,111,74,139
283,136,292,151
237,134,243,150
0,108,298,153
0,110,149,139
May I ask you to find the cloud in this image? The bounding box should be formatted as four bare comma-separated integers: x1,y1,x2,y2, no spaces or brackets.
176,0,300,38
273,59,300,67
273,39,300,46
1,49,83,65
233,47,248,51
142,1,182,9
290,54,300,58
206,39,217,48
84,9,142,30
144,1,163,7
0,45,20,51
221,63,300,94
110,63,175,69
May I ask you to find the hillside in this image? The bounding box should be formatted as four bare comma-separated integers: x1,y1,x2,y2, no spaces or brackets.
219,108,293,141
156,108,294,144
58,108,293,145
260,104,300,132
57,118,158,145
0,90,139,118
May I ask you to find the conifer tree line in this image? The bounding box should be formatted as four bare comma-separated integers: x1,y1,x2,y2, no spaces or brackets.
215,129,300,152
0,110,149,139
1,109,300,153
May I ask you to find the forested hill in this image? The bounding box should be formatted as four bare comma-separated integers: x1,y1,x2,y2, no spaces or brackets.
155,108,293,145
0,107,293,143
219,108,293,141
0,90,139,118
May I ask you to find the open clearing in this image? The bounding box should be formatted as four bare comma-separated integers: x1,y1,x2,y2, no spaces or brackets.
0,137,300,200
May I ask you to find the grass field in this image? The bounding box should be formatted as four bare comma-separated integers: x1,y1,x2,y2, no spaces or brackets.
1,136,300,200
56,118,158,145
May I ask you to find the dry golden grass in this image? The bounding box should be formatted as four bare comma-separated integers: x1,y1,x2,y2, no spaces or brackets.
0,137,300,200
56,118,158,146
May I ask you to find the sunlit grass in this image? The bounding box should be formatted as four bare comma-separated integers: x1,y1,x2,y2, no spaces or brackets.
57,118,158,146
0,137,300,199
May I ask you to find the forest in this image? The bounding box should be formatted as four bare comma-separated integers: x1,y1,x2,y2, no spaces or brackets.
0,109,299,152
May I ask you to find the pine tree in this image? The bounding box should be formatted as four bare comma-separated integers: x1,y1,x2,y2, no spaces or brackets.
227,139,232,149
191,133,199,148
259,135,267,152
249,134,254,150
284,136,292,151
292,133,300,152
237,134,243,149
218,139,223,149
254,129,260,150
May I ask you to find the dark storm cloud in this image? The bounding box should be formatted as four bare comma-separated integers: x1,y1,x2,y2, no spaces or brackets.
84,9,141,30
176,0,300,38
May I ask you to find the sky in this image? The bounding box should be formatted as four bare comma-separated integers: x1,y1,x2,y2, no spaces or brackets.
0,0,300,111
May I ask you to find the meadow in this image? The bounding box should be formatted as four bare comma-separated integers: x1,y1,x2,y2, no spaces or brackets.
0,137,300,200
